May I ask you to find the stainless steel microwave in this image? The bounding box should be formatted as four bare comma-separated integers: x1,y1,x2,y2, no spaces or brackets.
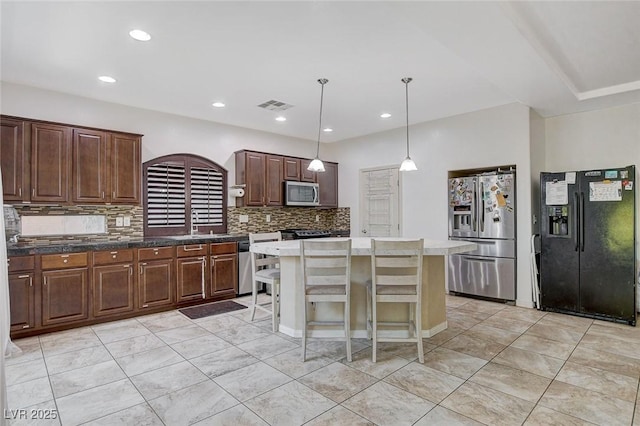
284,181,319,206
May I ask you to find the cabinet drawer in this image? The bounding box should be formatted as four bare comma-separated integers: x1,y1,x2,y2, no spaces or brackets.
176,244,208,257
41,253,88,269
210,242,237,256
138,246,175,261
93,249,134,265
8,255,35,272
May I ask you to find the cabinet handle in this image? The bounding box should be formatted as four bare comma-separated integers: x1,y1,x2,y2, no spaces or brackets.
142,304,149,308
128,266,133,275
182,245,203,251
102,191,105,199
22,325,29,329
44,277,47,286
18,187,22,197
32,188,35,197
63,259,68,264
139,265,143,275
112,191,116,199
201,257,206,299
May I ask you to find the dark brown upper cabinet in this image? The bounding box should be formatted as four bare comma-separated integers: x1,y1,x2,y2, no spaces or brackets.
235,151,284,207
317,161,338,208
1,115,142,206
31,122,71,203
0,118,28,202
284,157,301,181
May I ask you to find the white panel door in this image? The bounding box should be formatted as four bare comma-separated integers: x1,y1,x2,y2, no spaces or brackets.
359,167,400,237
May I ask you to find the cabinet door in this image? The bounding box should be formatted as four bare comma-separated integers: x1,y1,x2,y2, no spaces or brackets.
300,159,317,183
317,161,338,207
110,133,141,204
92,264,135,317
244,152,266,206
210,254,237,296
72,128,108,203
176,257,207,302
283,157,301,181
1,118,28,202
9,273,35,332
31,123,70,203
265,155,284,205
139,259,174,309
42,268,88,326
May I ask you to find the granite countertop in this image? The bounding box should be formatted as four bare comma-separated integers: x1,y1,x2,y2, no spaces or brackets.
7,233,250,256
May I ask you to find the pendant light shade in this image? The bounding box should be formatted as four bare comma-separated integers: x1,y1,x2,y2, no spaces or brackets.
399,77,417,172
307,78,328,173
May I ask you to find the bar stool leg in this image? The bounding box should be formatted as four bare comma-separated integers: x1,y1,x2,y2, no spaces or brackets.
416,301,424,363
250,278,259,321
344,299,352,362
301,299,307,362
372,297,378,363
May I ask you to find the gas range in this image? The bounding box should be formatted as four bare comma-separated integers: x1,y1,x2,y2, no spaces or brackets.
280,228,332,240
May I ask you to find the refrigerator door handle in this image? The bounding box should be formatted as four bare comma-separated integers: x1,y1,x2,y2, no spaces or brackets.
472,181,477,232
580,192,585,252
574,192,580,251
479,181,484,233
462,256,495,263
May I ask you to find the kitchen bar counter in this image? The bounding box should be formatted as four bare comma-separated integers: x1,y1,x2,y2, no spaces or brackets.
251,237,477,338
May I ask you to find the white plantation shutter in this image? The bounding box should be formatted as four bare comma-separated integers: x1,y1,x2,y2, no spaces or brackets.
143,155,227,236
190,167,224,227
147,164,186,228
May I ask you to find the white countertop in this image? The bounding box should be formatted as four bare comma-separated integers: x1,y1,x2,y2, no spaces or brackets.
250,237,477,257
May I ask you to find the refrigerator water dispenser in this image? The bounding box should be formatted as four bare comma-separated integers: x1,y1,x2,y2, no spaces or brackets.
546,206,569,237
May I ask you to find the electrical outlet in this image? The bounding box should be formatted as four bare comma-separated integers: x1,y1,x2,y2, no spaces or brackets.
239,214,249,223
315,214,320,222
123,216,131,227
266,214,271,223
115,217,124,227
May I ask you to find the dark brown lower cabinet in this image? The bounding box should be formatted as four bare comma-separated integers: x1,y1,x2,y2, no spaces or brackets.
92,264,135,317
176,257,207,303
139,259,174,309
42,268,89,326
9,272,35,332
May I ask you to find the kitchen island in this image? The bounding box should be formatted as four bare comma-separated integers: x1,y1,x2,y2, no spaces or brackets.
251,237,477,338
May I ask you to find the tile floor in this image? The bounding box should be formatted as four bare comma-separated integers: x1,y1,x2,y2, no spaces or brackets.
5,294,640,425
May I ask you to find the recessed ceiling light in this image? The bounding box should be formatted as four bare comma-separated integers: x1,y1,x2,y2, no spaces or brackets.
275,116,287,122
129,29,151,41
323,128,333,132
380,113,392,118
212,102,226,108
98,76,116,83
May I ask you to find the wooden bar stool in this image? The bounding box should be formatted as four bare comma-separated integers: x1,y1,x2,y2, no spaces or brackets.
367,239,424,363
300,238,352,362
249,232,282,332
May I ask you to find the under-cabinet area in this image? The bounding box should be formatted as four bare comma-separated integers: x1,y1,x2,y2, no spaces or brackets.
7,239,239,338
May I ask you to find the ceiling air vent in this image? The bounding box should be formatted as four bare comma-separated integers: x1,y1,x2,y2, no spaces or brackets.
257,99,293,111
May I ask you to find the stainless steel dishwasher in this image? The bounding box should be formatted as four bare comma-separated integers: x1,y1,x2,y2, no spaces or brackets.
237,240,252,296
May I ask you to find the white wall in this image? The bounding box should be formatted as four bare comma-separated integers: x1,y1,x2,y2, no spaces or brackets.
0,82,322,207
327,103,536,307
545,103,640,301
529,109,546,235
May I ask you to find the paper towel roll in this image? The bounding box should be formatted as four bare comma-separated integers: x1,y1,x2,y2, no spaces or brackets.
229,188,245,197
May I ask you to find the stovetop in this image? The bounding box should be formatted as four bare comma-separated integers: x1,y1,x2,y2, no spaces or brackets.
280,229,331,239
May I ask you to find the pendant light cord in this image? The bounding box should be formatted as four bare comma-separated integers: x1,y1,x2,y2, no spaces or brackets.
402,77,412,158
316,78,328,158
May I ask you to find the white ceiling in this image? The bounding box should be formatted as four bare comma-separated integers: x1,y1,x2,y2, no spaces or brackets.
1,1,639,143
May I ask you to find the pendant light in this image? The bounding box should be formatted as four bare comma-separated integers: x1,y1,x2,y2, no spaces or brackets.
307,78,328,173
399,77,417,171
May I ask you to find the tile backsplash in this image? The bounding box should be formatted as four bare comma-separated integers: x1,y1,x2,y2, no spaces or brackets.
9,205,350,243
11,205,143,244
227,207,350,234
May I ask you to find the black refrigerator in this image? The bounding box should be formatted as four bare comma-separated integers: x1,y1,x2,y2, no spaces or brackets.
540,165,636,325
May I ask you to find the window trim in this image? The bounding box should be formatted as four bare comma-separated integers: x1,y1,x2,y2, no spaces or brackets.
143,153,227,237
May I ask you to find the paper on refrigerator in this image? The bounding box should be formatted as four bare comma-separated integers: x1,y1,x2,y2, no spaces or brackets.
545,181,568,205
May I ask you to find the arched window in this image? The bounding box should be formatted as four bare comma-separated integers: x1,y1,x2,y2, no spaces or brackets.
143,154,227,237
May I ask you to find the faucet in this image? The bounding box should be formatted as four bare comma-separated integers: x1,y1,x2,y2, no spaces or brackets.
191,209,199,235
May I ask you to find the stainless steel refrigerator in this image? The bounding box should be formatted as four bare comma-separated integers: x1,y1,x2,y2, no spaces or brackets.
448,171,517,300
540,166,636,325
